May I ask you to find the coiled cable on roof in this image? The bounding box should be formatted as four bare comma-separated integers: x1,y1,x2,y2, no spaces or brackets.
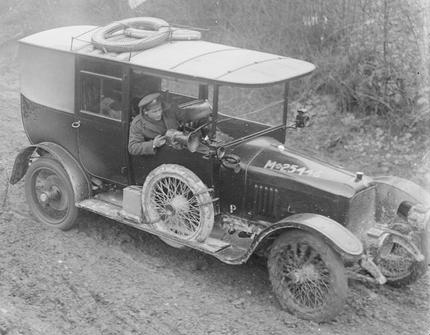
91,17,201,53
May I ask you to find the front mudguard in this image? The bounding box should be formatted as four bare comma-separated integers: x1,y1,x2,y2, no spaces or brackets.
253,213,363,262
373,176,430,261
373,176,430,222
10,142,91,202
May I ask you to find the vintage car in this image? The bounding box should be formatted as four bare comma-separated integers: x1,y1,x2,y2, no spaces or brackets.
10,18,430,322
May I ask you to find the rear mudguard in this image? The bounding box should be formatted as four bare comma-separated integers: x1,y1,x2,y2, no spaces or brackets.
236,213,364,264
10,142,91,202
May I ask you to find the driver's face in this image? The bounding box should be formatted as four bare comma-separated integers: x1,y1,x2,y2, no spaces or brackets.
145,102,163,121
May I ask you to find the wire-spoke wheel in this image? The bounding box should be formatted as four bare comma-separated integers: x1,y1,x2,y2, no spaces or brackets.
268,230,347,322
24,158,79,230
376,223,428,287
142,164,214,246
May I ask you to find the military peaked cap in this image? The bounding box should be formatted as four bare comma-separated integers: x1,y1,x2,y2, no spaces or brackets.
138,92,161,109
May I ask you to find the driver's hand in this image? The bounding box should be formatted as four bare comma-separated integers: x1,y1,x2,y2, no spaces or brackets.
165,129,182,139
153,135,166,149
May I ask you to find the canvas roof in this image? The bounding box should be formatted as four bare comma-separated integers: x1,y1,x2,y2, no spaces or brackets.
19,25,316,87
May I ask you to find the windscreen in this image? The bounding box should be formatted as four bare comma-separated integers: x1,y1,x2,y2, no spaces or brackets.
160,76,286,127
217,84,285,126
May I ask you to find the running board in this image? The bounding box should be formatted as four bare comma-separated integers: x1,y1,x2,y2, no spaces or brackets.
76,198,231,254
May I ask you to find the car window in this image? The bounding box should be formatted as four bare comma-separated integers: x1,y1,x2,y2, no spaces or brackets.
130,71,162,118
80,71,122,120
161,77,198,105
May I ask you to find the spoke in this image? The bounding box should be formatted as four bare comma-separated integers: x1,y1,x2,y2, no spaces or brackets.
303,248,318,265
154,204,168,216
316,278,330,293
186,209,200,221
297,242,307,262
305,282,315,306
158,178,169,192
161,178,174,199
162,178,173,198
277,241,332,309
177,213,195,233
315,281,328,304
189,202,200,212
179,181,190,196
170,178,180,198
150,175,208,240
153,192,168,205
168,178,176,195
172,178,181,196
290,242,301,264
153,191,167,205
154,182,170,200
298,284,311,306
379,243,415,276
183,214,199,230
152,192,167,206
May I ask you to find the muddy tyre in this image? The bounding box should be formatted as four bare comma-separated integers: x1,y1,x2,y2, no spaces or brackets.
141,164,214,244
25,158,79,230
377,223,428,287
268,230,347,322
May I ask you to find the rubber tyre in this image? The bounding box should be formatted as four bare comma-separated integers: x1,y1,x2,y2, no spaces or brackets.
377,222,428,287
268,230,347,322
141,164,214,244
24,158,79,230
91,17,170,52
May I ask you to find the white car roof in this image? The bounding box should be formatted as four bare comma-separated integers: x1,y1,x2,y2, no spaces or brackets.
20,25,316,87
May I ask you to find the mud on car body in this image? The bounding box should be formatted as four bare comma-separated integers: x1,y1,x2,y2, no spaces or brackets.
11,18,430,322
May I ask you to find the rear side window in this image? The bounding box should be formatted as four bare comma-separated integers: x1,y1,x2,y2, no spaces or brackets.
80,71,122,120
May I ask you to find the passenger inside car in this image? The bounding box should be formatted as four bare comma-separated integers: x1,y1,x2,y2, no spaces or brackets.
100,96,121,119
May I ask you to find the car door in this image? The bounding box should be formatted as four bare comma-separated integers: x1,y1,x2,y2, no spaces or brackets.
75,57,129,185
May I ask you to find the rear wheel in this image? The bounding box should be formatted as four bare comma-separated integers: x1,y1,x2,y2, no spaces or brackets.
268,230,347,322
25,158,78,230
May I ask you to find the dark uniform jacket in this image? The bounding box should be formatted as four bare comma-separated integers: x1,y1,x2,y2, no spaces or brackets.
128,106,182,155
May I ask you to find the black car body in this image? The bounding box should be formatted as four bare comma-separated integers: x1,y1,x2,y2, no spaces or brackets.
11,20,430,322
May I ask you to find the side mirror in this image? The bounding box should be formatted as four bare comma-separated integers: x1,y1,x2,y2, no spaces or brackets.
295,110,310,128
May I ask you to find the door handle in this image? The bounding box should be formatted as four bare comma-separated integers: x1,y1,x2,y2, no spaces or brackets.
71,121,81,128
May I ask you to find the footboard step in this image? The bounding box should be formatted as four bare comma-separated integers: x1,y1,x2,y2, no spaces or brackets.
76,198,231,253
190,237,231,253
76,198,124,220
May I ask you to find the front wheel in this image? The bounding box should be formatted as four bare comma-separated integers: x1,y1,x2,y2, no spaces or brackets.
268,230,347,322
25,158,79,230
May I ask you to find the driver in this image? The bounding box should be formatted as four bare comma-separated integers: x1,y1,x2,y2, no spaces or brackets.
128,92,210,155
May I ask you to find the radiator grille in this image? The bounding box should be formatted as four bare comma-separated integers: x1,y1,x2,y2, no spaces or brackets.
347,186,376,238
252,184,279,218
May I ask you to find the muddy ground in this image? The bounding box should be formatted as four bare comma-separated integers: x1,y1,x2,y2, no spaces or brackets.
0,37,429,335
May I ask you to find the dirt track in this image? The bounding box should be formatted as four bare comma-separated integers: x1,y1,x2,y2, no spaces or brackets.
0,42,429,335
